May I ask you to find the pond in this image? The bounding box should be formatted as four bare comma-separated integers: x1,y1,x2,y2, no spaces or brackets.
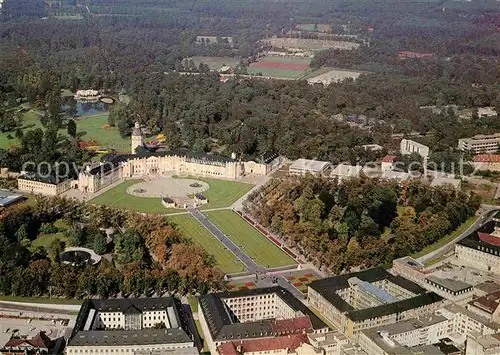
62,97,115,117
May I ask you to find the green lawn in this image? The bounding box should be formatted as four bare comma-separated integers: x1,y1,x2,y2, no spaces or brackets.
187,295,199,313
411,215,479,260
194,177,253,209
76,113,130,152
195,319,209,353
169,214,245,274
0,110,129,152
0,295,83,305
32,233,69,248
206,210,295,268
91,179,179,213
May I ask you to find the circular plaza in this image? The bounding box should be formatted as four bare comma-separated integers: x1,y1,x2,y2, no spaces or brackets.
126,177,209,198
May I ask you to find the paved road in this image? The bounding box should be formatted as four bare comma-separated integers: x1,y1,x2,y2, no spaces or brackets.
417,205,500,264
188,209,265,273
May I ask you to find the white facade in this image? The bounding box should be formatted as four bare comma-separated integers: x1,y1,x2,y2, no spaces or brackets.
400,139,430,158
454,243,500,275
459,133,500,154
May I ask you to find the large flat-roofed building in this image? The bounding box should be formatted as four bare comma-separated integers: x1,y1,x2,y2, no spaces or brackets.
307,267,443,339
66,297,197,355
330,164,362,182
400,139,430,158
458,133,500,154
288,159,330,176
18,173,72,196
423,276,473,305
198,286,328,355
454,218,500,275
359,304,499,355
0,190,25,207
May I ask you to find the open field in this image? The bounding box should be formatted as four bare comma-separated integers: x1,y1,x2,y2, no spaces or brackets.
248,56,312,79
262,37,360,51
296,24,331,33
0,111,129,151
91,177,253,213
169,214,245,274
305,67,363,84
206,210,295,268
188,56,240,70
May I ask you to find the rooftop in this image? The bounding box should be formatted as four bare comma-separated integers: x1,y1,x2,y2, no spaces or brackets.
218,333,309,355
69,297,187,347
0,190,25,207
425,276,472,293
458,220,500,256
474,281,500,295
381,170,410,181
382,155,397,163
473,154,500,163
468,290,500,315
68,328,192,347
289,159,330,172
198,286,326,342
308,267,442,322
331,164,362,177
18,172,70,185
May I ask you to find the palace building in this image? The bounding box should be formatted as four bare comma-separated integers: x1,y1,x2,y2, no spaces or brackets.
66,297,197,355
18,123,281,196
76,123,281,194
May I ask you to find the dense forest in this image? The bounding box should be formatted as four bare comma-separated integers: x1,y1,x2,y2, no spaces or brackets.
245,175,480,273
0,196,223,299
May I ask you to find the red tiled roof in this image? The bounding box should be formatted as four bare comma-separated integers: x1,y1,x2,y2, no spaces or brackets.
271,316,312,335
473,154,500,163
478,232,500,246
3,332,51,350
382,155,397,163
218,334,309,355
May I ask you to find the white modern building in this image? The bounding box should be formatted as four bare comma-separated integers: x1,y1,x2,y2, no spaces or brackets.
66,298,197,355
400,139,430,158
458,133,500,154
289,159,331,176
330,164,362,182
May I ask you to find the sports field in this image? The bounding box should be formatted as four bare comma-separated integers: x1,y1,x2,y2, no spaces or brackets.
188,56,241,70
296,24,331,33
206,210,295,268
248,56,311,79
169,214,245,274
